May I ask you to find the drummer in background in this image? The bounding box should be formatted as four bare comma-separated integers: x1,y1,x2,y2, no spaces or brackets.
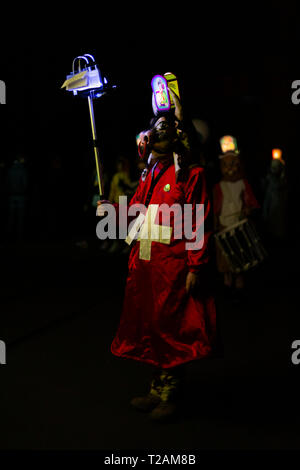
213,135,260,298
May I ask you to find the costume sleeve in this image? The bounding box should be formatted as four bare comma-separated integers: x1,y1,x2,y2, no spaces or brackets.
184,167,213,273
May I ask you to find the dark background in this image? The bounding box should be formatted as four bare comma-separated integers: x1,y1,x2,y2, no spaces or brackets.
0,6,298,238
0,4,299,455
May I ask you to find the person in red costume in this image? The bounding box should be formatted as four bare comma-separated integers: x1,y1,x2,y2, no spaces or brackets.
97,89,217,420
213,137,260,295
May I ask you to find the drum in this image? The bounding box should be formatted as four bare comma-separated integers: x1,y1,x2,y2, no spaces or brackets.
214,218,267,273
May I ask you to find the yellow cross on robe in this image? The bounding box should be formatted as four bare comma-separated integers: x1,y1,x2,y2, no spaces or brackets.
125,204,172,261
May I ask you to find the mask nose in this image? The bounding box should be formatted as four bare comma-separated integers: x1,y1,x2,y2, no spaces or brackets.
139,129,155,146
138,129,154,159
144,129,154,143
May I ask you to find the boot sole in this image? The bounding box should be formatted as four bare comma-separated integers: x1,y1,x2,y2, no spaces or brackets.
130,398,161,413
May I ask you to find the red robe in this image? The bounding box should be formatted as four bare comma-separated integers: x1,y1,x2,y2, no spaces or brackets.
111,162,217,369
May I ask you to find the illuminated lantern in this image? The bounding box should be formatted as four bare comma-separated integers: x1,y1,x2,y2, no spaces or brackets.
220,135,239,155
61,54,110,97
151,75,171,113
61,54,116,198
164,72,180,109
272,148,283,161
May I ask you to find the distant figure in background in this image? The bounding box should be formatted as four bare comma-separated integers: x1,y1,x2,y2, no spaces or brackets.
106,156,136,254
213,136,260,297
6,154,28,241
261,149,288,254
130,158,146,192
108,155,136,202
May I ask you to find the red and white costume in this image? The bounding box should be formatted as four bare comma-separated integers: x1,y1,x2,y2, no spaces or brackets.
111,161,217,369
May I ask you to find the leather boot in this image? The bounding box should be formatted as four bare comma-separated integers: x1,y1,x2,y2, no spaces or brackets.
130,371,162,412
130,393,161,412
149,400,177,421
149,368,184,421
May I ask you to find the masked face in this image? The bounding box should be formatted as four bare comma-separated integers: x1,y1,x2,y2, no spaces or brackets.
152,117,178,153
138,116,178,160
220,154,243,182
